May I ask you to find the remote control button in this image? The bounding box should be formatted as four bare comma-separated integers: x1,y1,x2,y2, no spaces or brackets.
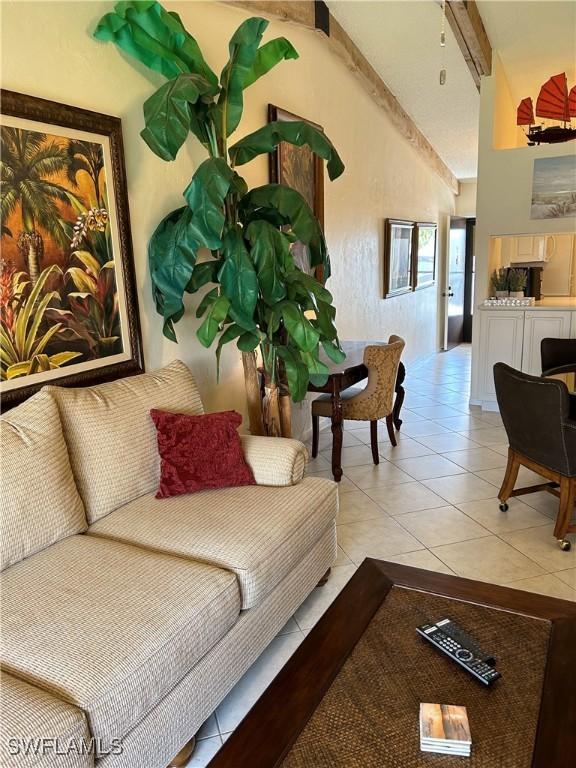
455,648,474,662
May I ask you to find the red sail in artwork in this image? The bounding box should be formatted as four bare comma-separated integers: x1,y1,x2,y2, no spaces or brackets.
517,97,535,125
536,73,570,121
569,85,576,118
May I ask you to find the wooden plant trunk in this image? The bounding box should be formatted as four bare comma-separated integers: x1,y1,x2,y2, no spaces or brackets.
241,351,293,438
241,351,265,436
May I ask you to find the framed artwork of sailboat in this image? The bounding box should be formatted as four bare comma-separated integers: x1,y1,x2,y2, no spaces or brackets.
517,72,576,146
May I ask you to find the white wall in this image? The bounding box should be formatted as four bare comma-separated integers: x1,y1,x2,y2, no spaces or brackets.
471,54,576,402
455,180,477,218
1,0,456,436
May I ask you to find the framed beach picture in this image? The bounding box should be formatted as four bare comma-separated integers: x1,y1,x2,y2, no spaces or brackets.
0,90,143,408
531,155,576,220
268,104,325,279
413,222,437,289
384,219,414,298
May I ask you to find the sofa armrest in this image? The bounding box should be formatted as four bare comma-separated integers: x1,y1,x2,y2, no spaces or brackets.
240,436,309,486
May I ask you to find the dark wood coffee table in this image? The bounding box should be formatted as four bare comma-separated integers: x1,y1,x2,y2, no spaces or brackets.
208,560,576,768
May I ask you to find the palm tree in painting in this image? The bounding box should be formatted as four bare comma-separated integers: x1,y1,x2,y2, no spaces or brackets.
66,140,105,207
0,128,78,284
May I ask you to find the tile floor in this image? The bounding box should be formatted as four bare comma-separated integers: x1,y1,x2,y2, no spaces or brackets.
189,343,575,765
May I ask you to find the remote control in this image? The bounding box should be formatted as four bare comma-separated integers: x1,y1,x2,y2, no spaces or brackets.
416,618,501,686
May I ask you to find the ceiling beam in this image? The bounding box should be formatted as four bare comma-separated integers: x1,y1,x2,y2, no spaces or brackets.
221,1,459,194
445,1,492,91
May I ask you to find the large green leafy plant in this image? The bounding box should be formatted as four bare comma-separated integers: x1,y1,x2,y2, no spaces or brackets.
94,1,345,434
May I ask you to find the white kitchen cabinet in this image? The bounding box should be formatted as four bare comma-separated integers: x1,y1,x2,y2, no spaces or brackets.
521,311,573,376
475,308,576,410
478,311,524,406
514,235,546,263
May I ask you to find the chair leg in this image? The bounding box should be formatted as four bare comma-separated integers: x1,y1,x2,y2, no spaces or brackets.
312,413,319,458
386,414,397,447
554,476,575,548
498,448,520,510
168,738,196,767
370,420,380,465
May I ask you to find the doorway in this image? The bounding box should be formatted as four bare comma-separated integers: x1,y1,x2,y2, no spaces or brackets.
443,217,475,349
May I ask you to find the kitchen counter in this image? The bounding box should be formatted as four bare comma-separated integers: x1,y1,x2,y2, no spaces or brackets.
478,298,576,310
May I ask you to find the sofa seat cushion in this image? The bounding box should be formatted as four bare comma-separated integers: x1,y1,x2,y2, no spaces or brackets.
45,360,204,524
88,476,338,610
0,536,240,750
1,389,87,571
0,671,93,768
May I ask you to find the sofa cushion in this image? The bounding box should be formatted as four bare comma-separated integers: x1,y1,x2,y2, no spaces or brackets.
88,476,338,609
0,535,240,750
151,409,255,497
0,671,93,768
0,389,87,571
45,360,204,523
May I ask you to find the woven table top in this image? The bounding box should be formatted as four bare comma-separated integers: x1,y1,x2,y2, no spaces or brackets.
280,585,551,768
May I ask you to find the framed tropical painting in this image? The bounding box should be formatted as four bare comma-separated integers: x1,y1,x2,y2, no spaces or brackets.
1,90,143,408
383,219,414,298
268,104,325,279
413,222,437,289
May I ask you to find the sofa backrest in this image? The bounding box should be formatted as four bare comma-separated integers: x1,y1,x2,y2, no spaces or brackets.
45,360,204,524
0,390,87,571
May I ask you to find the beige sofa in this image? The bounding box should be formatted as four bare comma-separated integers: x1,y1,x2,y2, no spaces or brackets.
0,361,338,768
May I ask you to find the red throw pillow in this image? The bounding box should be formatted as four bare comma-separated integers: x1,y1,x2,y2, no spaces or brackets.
150,409,255,498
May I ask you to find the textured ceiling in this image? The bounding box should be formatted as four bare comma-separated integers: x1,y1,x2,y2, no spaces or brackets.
476,0,576,107
327,0,481,180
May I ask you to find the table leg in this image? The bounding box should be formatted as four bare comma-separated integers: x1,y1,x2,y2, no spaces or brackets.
331,382,344,483
393,362,406,431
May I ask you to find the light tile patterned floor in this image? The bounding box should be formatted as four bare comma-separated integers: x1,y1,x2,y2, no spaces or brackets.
189,343,575,765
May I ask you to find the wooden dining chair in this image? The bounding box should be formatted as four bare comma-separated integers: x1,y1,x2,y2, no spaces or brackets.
311,335,405,464
494,362,576,551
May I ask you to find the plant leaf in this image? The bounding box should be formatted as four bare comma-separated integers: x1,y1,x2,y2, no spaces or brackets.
141,72,216,160
237,331,260,352
243,38,299,88
215,17,268,138
230,120,344,180
245,220,288,305
71,250,101,277
148,206,198,342
183,158,235,248
218,227,258,321
215,323,243,377
66,267,98,294
321,339,346,364
14,265,61,358
276,345,308,402
48,351,83,367
195,286,219,319
186,259,221,293
239,184,329,277
197,295,230,347
285,269,333,304
279,301,320,352
94,0,218,87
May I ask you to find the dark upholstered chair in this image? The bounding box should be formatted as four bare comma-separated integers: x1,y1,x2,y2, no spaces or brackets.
541,337,576,420
541,337,576,377
494,362,576,551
